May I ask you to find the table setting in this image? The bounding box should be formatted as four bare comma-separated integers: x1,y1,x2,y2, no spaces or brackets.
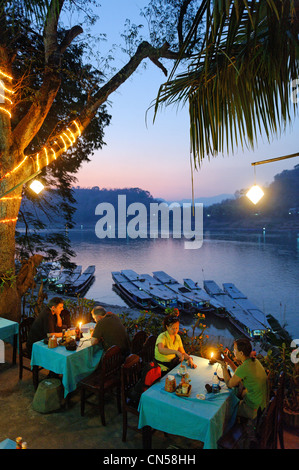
138,355,240,449
31,321,103,398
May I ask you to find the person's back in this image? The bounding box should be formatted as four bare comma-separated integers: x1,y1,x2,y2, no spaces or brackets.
26,305,54,356
92,312,130,356
235,357,268,412
26,298,64,357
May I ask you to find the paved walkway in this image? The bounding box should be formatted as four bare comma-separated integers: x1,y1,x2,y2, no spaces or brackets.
1,343,298,451
0,344,203,451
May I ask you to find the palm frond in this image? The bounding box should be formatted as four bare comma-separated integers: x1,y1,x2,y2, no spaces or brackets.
156,0,299,164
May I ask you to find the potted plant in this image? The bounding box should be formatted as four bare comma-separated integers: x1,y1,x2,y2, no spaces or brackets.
260,338,299,428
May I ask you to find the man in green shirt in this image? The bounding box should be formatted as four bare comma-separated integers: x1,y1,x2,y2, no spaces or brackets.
218,338,268,419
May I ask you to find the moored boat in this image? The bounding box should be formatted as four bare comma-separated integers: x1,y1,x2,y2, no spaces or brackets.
54,265,81,293
223,283,271,331
66,265,95,296
153,271,210,314
132,277,178,311
119,271,178,311
183,278,226,316
47,262,62,287
204,280,268,339
111,272,153,309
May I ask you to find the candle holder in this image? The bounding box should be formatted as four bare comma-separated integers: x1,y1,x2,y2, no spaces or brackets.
209,353,216,365
75,325,83,341
209,350,225,365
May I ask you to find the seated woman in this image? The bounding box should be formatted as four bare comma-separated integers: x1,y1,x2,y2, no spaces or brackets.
155,314,197,375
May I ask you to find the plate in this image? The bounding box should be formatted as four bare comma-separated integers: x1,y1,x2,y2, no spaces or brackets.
177,371,189,378
175,384,192,397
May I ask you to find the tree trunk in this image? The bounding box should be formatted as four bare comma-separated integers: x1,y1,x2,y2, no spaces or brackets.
0,171,22,321
0,149,43,321
0,1,181,322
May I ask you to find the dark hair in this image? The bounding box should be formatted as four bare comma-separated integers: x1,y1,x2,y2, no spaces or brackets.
234,338,255,361
163,314,180,330
92,306,106,317
48,297,64,308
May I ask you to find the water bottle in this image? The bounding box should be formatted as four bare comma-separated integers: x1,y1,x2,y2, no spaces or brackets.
212,372,220,393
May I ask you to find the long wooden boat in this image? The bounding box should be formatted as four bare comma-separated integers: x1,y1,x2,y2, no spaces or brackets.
183,278,227,317
35,261,53,284
120,270,179,311
66,265,95,296
223,283,271,330
111,271,153,309
47,262,62,286
153,271,213,314
204,280,269,339
55,265,82,293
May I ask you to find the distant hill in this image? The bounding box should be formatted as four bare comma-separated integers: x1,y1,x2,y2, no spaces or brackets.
203,165,299,231
19,187,162,228
18,164,299,233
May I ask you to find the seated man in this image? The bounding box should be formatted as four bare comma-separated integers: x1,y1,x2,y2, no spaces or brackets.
26,297,65,357
90,306,130,358
218,338,268,420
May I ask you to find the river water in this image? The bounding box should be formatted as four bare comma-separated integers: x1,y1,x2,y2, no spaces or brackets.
66,228,299,341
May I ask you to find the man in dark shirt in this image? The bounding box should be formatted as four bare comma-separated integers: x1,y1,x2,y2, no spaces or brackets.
91,306,130,358
26,297,64,357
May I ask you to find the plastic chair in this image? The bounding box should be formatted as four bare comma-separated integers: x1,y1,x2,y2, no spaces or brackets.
140,335,157,363
79,345,123,426
19,317,43,387
121,354,143,442
131,330,147,356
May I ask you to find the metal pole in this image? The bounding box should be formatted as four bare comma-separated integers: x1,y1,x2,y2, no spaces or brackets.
0,169,42,199
251,152,299,166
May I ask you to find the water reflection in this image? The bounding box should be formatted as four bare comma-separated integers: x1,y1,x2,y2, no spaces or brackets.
65,228,299,339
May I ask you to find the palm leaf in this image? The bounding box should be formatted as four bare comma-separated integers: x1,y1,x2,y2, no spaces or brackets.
1,0,60,25
155,0,299,164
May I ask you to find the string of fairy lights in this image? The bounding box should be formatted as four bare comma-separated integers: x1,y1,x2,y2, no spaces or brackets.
0,68,82,224
0,69,13,118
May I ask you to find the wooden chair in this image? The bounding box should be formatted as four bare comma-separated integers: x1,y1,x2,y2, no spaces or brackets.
218,390,283,449
140,335,157,363
121,354,143,442
274,371,285,449
131,330,147,355
255,395,278,449
79,345,123,426
19,317,43,387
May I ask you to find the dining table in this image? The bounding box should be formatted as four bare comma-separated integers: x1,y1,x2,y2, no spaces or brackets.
30,322,103,398
0,317,19,365
0,438,17,449
138,355,240,449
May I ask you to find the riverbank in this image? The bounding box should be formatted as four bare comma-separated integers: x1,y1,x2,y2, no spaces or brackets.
204,219,299,232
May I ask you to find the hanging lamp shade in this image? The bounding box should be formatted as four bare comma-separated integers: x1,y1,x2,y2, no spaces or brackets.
246,184,264,204
29,180,44,194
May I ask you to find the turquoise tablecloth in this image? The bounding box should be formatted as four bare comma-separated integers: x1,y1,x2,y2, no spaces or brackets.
0,438,16,449
138,355,239,449
0,317,19,345
31,326,103,398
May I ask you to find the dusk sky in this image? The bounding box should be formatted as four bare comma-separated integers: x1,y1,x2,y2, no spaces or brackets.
68,1,299,201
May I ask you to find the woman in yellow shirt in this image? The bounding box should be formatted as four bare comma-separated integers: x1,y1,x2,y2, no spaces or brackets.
155,314,197,374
